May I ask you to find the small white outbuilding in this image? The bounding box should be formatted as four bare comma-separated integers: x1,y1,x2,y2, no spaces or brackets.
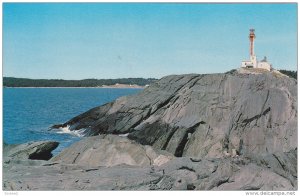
241,29,271,71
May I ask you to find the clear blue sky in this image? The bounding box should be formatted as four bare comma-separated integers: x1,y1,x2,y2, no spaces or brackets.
3,3,297,79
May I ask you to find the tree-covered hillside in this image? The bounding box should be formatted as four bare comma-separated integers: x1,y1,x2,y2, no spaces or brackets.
279,70,297,79
3,77,158,87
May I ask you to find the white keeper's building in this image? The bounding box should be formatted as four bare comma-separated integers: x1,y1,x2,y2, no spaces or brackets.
241,29,272,71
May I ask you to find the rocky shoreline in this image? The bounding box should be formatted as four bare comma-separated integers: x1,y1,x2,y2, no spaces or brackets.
3,136,297,190
3,70,297,191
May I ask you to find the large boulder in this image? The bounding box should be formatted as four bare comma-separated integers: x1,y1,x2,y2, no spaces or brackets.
4,141,59,161
51,134,174,167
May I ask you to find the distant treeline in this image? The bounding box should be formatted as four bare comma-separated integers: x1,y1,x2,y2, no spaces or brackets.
3,77,158,87
279,70,297,80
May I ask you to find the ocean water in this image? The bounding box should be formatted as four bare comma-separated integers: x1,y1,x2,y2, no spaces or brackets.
3,88,142,154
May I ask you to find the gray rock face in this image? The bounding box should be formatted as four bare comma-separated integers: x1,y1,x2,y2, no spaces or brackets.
3,71,297,191
51,135,174,167
56,72,297,160
4,141,59,161
3,150,296,191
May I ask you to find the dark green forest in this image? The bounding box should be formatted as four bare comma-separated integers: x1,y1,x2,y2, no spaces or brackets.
3,77,158,87
278,70,297,80
3,70,297,87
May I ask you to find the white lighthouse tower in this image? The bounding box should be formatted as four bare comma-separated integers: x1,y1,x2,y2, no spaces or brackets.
241,29,271,71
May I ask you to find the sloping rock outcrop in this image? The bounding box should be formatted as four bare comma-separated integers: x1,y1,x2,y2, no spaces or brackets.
55,72,297,160
51,134,174,167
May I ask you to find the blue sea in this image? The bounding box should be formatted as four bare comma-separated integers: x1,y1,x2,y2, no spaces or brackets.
3,88,142,154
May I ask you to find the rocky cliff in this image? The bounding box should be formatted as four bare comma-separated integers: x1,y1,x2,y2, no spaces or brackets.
4,71,298,191
56,71,297,160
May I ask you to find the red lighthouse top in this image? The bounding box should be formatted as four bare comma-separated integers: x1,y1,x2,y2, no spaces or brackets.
249,29,256,56
249,29,256,39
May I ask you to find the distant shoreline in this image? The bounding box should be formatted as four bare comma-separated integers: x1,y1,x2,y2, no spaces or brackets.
3,86,146,89
4,86,146,89
4,77,156,89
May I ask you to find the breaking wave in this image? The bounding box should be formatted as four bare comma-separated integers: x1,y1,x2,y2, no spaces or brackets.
54,125,85,137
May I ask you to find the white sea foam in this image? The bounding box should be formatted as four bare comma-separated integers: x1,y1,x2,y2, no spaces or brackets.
55,125,85,137
118,133,129,137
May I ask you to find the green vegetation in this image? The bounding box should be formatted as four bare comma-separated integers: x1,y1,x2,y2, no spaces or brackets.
225,69,237,74
3,77,158,87
4,70,297,87
279,70,297,80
